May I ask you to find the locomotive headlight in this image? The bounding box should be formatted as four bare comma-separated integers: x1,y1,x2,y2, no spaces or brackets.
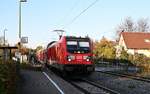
83,56,88,60
68,58,71,61
67,55,75,61
83,56,91,61
86,59,90,61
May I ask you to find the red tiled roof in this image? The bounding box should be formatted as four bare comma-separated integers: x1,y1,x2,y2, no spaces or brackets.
121,32,150,49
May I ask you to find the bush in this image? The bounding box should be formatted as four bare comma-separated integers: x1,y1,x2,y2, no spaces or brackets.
0,60,18,94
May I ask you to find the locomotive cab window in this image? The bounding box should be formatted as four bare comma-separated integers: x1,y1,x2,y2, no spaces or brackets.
79,42,89,47
67,41,77,45
67,40,90,53
67,41,78,53
79,41,90,53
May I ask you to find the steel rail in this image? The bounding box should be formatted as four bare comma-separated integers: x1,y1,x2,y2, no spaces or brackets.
81,78,120,94
67,80,91,94
96,71,150,83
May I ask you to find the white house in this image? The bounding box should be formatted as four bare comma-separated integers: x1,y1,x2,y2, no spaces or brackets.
116,32,150,57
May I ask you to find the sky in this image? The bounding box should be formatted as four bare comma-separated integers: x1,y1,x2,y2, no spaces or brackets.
0,0,150,49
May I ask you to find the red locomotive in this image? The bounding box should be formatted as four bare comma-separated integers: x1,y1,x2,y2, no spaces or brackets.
45,36,95,73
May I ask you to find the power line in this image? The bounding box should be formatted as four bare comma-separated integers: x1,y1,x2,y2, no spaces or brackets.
62,0,99,29
53,0,80,30
58,0,81,28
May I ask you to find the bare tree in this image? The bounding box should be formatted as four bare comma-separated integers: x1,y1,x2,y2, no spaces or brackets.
119,17,135,32
137,18,150,32
115,17,135,40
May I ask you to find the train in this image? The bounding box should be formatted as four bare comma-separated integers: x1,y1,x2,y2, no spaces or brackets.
35,49,45,64
36,36,95,74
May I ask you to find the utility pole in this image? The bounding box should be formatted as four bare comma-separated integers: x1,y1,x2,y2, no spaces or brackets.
3,29,7,46
18,0,27,63
3,29,8,63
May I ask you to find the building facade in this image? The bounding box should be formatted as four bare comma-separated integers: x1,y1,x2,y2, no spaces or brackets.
116,32,150,57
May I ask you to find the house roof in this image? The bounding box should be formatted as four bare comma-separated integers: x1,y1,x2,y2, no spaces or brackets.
121,32,150,49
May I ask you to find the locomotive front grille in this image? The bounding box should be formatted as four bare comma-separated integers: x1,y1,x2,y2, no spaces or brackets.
76,56,82,60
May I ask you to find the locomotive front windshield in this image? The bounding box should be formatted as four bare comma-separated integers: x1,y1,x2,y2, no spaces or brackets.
67,41,90,53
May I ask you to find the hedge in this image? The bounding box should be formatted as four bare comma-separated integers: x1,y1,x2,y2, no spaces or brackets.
0,60,18,94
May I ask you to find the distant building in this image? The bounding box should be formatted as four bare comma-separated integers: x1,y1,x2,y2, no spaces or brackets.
116,32,150,57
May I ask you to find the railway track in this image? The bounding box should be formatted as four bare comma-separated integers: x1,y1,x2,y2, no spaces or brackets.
96,71,150,83
48,66,120,94
65,78,120,94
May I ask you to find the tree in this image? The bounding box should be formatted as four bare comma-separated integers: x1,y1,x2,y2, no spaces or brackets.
120,48,129,60
123,17,135,32
35,46,43,52
93,37,116,61
137,18,150,32
11,43,29,55
133,54,145,65
115,17,135,40
118,17,135,32
115,17,150,40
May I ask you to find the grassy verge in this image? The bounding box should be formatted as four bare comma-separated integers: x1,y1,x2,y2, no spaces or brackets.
0,60,18,94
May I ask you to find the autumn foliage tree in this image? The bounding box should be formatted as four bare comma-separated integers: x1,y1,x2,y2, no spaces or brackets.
93,37,116,62
120,48,129,60
11,43,29,56
35,46,43,52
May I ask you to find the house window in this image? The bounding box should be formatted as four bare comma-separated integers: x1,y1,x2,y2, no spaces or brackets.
144,39,150,43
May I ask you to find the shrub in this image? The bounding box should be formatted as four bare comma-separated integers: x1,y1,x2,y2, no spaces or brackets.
0,60,18,94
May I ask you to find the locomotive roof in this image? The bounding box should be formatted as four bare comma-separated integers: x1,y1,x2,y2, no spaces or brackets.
65,36,90,41
47,41,56,48
47,36,91,48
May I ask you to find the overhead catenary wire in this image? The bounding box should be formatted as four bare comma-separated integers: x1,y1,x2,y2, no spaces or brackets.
57,0,81,28
62,0,99,29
